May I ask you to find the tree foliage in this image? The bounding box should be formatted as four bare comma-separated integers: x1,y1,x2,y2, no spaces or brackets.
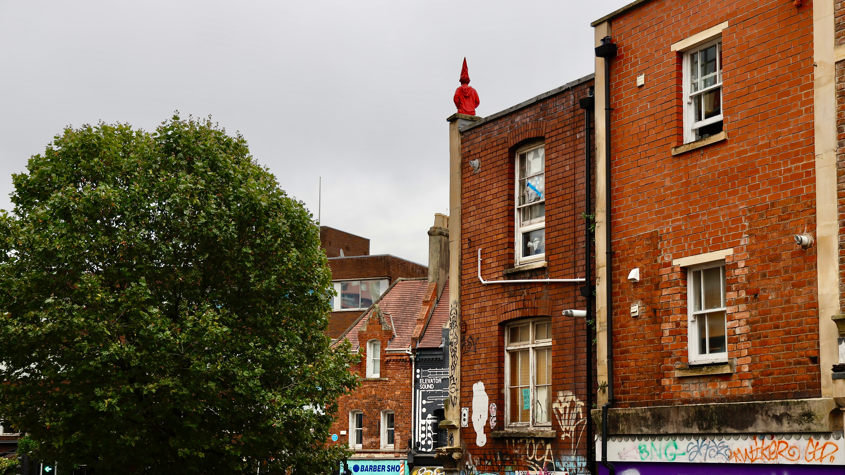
0,115,358,474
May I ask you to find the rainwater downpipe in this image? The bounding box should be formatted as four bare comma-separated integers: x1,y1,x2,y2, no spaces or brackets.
578,87,595,475
595,35,617,475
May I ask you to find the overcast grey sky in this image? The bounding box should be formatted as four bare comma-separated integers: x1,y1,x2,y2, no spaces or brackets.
0,0,631,265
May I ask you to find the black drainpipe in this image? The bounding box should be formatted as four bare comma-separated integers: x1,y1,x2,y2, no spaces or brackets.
578,87,595,475
595,35,617,475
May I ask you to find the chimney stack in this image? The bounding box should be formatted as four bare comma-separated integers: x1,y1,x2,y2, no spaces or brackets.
428,213,450,297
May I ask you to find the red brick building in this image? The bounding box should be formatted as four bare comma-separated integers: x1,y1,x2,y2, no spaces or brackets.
440,75,597,474
321,227,428,339
329,217,451,475
588,1,845,475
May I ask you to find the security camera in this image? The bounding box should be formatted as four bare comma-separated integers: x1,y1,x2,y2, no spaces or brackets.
794,233,814,249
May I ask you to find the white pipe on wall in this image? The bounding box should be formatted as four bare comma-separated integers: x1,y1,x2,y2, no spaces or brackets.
476,249,585,285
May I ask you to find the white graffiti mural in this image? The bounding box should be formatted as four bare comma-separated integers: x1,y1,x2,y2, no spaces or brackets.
472,382,489,447
461,390,588,475
552,390,586,449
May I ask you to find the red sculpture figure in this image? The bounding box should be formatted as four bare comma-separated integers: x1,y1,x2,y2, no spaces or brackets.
454,58,480,116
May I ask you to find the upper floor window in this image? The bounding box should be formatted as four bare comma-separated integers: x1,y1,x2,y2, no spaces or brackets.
349,410,363,449
332,279,388,311
366,339,381,378
505,319,551,428
515,143,545,265
687,262,727,364
683,38,723,143
381,410,395,448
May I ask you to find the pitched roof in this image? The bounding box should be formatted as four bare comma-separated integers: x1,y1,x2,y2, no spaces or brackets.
418,281,450,349
340,278,430,352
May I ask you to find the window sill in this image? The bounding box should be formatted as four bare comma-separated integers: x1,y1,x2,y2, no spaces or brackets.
362,377,388,381
675,358,735,378
491,429,555,439
671,131,727,156
504,261,548,275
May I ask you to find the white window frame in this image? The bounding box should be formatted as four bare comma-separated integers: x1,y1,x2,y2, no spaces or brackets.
682,38,723,144
366,339,381,378
686,261,728,365
332,279,389,311
504,318,552,429
380,410,395,449
349,410,363,449
514,142,546,266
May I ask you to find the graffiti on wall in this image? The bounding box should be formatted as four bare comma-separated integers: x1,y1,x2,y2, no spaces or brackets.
448,302,460,407
553,390,585,450
489,403,497,429
604,435,844,465
462,334,479,354
411,468,444,475
415,367,448,452
462,391,589,475
471,382,489,447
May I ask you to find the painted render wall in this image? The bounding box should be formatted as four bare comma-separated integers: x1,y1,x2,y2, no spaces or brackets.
599,0,820,407
456,76,596,475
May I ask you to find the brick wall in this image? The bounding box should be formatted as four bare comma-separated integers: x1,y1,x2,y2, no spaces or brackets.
457,77,595,474
328,255,427,282
837,0,845,46
321,227,370,257
329,312,412,459
605,0,818,407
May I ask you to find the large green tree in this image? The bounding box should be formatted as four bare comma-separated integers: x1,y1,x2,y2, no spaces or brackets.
0,115,357,474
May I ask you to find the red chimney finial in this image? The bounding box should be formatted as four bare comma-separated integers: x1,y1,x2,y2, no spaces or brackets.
454,58,480,116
